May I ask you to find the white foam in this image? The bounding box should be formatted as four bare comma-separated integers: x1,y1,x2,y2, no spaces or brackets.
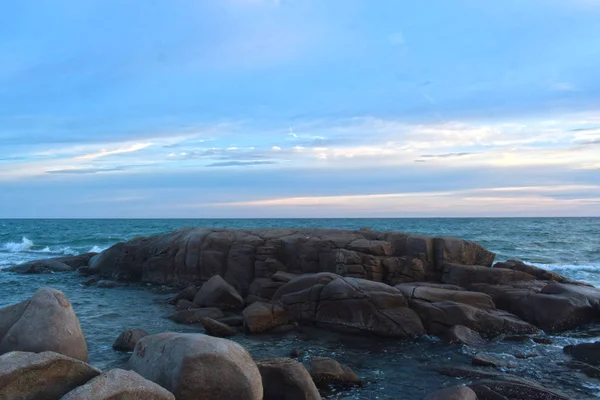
1,237,34,252
89,245,106,253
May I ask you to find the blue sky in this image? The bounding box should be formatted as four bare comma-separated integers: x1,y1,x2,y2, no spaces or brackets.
1,0,600,217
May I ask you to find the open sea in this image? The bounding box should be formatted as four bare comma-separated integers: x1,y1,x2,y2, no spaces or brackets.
1,218,599,399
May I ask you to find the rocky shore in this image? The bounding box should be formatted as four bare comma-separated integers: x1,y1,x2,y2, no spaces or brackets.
2,227,600,399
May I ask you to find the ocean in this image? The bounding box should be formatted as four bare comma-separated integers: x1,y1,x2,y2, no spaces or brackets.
1,218,599,399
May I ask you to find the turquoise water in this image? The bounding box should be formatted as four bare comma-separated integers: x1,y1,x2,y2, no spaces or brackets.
1,218,599,399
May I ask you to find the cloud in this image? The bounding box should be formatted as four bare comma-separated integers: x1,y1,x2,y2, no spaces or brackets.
46,166,127,174
205,160,276,167
419,152,475,159
74,142,153,160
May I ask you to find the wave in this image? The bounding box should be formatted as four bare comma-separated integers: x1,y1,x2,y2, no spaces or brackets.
1,237,34,252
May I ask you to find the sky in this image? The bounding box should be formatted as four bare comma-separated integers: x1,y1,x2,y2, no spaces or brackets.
1,0,600,218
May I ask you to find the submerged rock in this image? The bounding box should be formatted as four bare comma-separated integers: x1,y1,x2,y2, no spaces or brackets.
256,358,321,400
112,329,149,352
563,341,600,365
309,357,362,388
6,253,96,274
0,287,88,361
0,351,100,400
60,368,175,400
129,333,262,400
201,317,237,337
167,308,224,324
441,325,486,346
469,378,569,400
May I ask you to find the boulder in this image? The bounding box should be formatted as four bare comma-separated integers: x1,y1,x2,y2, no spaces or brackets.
494,260,572,283
256,358,321,400
410,300,539,337
381,257,426,284
309,357,362,388
60,369,175,400
563,341,600,365
441,325,486,346
6,253,96,274
424,385,477,400
193,275,244,310
0,351,100,400
0,287,88,361
273,272,342,301
201,317,238,337
167,308,224,324
243,302,290,333
112,329,149,352
472,352,516,368
396,283,495,309
433,237,496,269
315,278,425,338
272,271,299,282
129,333,262,400
217,315,244,326
442,264,535,287
472,282,600,331
249,278,285,300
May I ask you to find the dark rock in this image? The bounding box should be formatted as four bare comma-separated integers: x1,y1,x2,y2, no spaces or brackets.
243,302,290,333
96,280,125,288
396,283,495,309
442,264,535,287
565,360,600,378
168,286,198,305
382,257,426,284
0,351,100,399
217,316,244,327
166,308,224,325
433,237,496,269
193,275,244,310
272,271,299,282
256,358,321,400
82,277,101,286
249,278,285,300
424,385,477,400
60,368,175,400
175,299,195,311
112,329,149,352
6,253,97,274
201,317,238,337
289,348,302,358
563,341,600,365
441,325,486,346
473,282,600,331
469,378,569,400
0,287,88,361
309,357,362,388
410,299,539,337
494,260,572,283
532,337,553,345
129,333,262,400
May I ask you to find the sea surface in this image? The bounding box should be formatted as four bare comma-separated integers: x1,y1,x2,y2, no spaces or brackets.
1,218,599,399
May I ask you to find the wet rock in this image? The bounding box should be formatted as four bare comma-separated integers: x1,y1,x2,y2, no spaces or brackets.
167,308,224,325
201,317,237,337
565,360,600,378
82,277,101,286
243,302,290,333
193,275,244,310
289,348,302,358
469,378,569,400
410,299,539,337
96,280,125,288
472,353,516,368
424,385,477,400
563,341,600,365
441,325,486,346
168,285,198,305
309,357,362,388
314,278,425,338
175,299,195,311
0,287,89,361
256,358,321,400
0,351,100,399
129,332,262,400
112,329,149,352
397,283,495,309
533,337,553,345
60,368,175,400
6,253,96,274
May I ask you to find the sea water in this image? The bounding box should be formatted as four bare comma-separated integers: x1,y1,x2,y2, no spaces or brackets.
1,218,599,399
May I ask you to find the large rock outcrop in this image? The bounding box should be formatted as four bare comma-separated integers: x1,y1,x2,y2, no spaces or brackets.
89,228,495,293
129,333,262,400
7,253,96,274
0,287,88,361
0,351,100,400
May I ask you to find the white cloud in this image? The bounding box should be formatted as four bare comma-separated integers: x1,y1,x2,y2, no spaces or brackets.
75,142,153,160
